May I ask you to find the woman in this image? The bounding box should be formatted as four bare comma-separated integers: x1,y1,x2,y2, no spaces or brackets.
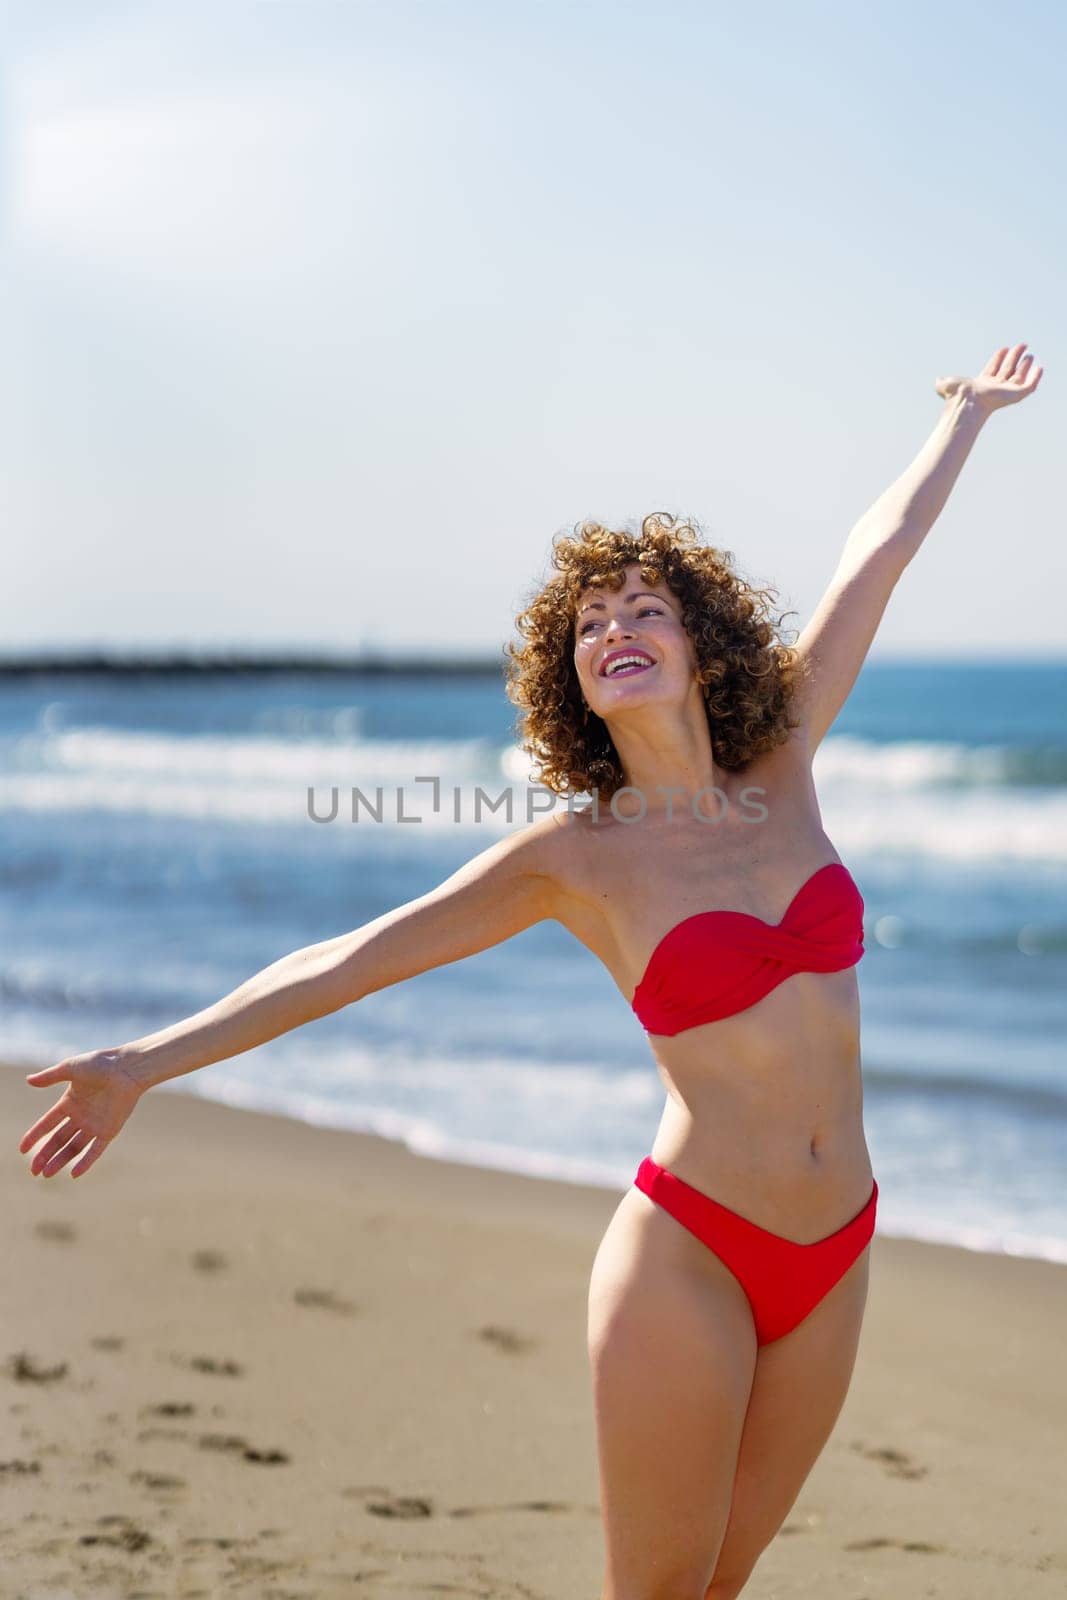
20,343,1043,1599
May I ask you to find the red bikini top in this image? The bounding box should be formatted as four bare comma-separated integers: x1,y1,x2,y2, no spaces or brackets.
630,862,865,1037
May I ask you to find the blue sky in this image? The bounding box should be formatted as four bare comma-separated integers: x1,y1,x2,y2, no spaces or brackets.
4,1,1064,656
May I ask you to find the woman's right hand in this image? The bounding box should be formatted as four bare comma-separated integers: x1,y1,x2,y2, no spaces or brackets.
935,342,1043,412
19,1049,146,1180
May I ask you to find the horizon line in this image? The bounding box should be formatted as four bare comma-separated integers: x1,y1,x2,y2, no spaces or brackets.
1,646,1066,678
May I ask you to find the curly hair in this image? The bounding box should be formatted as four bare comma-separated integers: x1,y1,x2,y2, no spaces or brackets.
503,512,804,802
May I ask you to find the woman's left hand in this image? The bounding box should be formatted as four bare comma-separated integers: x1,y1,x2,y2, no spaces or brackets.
21,1049,145,1179
935,343,1043,413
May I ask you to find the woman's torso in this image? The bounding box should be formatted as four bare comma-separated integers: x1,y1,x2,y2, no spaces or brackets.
546,735,874,1241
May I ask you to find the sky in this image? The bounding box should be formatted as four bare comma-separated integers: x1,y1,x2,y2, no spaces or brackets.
3,0,1065,658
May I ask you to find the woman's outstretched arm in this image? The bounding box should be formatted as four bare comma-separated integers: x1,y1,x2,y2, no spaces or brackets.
19,814,563,1179
792,342,1044,752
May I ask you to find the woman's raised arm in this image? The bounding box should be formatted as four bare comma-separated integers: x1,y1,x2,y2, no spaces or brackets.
791,342,1044,752
20,814,563,1179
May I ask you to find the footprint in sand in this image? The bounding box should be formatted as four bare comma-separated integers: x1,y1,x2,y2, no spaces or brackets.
474,1324,538,1355
171,1353,244,1377
197,1432,290,1465
849,1441,928,1480
844,1535,945,1553
341,1486,435,1518
197,1432,249,1453
79,1514,153,1552
6,1352,68,1384
189,1354,243,1377
448,1498,599,1519
343,1486,598,1522
293,1286,359,1314
34,1219,77,1242
131,1469,186,1492
367,1494,435,1518
191,1248,228,1272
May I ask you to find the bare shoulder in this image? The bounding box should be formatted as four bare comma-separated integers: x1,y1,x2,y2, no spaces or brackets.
501,801,626,948
512,802,646,979
509,803,595,908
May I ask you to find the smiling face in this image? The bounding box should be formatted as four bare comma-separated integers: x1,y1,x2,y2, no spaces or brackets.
573,562,699,716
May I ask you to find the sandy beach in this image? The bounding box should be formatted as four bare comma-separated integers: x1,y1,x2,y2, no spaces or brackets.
4,1059,1066,1599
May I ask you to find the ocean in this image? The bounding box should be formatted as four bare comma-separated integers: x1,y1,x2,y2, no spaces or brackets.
2,659,1066,1263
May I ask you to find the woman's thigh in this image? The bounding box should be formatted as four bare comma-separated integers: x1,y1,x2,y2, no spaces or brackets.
587,1187,759,1600
707,1243,872,1596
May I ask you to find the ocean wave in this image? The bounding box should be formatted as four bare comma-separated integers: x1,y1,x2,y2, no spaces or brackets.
821,788,1067,864
815,734,1067,789
863,1063,1067,1116
0,726,519,828
0,958,208,1025
4,726,1067,863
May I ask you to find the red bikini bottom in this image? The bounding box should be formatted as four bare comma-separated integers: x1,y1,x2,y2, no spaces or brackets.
633,1157,878,1346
